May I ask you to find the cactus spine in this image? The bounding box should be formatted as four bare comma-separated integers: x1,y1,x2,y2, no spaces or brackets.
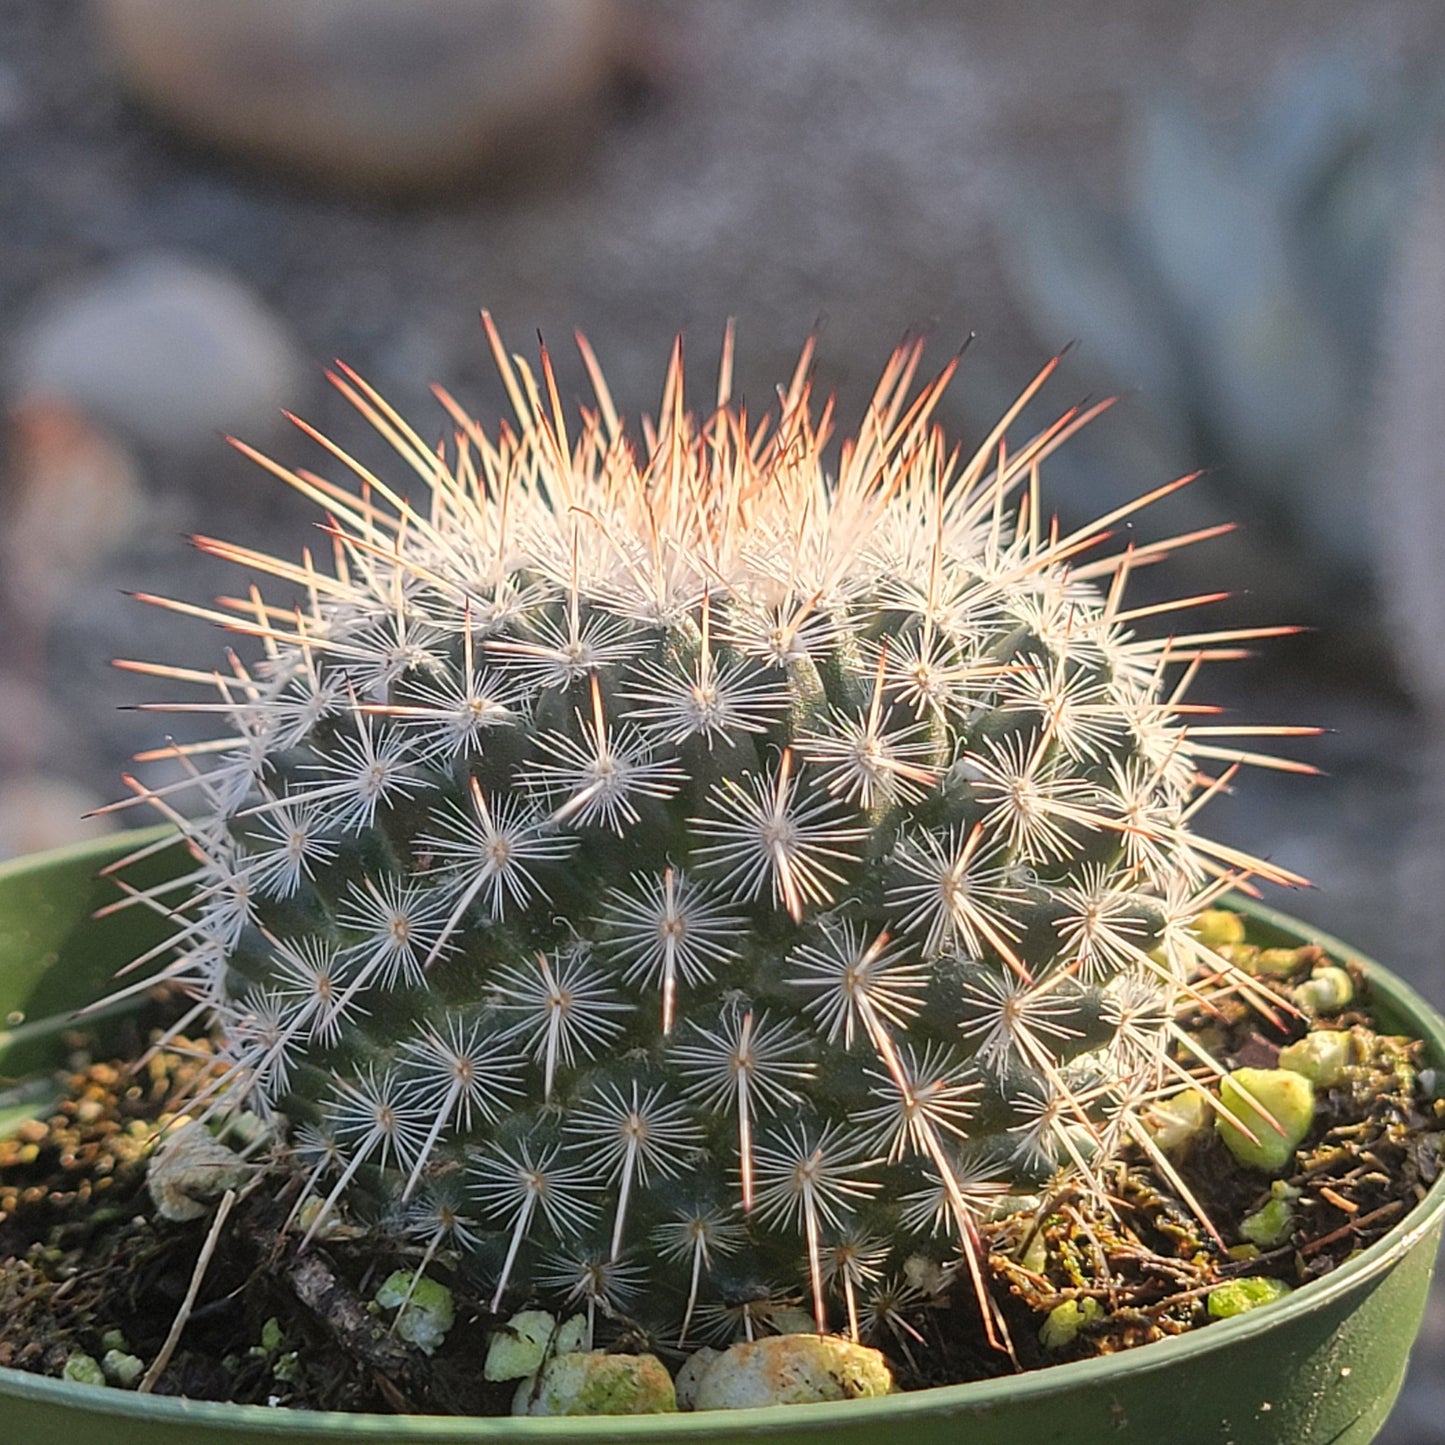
115,321,1307,1349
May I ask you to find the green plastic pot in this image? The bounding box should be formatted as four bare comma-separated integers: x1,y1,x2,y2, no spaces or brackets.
1,828,1442,1445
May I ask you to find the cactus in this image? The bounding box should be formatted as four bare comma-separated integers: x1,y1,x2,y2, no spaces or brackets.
111,319,1308,1352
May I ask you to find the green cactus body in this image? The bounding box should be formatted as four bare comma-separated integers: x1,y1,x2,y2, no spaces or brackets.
118,322,1303,1349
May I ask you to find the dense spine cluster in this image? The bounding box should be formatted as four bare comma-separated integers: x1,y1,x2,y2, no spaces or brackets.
112,321,1309,1349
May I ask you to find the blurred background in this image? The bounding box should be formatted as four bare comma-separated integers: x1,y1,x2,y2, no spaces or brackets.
1,1,1443,1433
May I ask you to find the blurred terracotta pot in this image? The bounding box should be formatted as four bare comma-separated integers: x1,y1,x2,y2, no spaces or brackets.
95,0,626,195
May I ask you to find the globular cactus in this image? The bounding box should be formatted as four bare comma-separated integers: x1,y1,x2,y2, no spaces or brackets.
113,320,1308,1351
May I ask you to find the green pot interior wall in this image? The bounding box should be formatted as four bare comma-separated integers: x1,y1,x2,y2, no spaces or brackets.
0,826,179,1082
0,829,1442,1445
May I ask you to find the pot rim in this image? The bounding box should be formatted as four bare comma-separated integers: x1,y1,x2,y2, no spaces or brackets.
1,831,1442,1436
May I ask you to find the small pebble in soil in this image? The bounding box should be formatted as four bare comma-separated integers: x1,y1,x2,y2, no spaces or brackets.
101,1347,144,1387
513,1351,676,1417
1142,1088,1212,1153
1040,1296,1105,1350
61,1353,106,1387
1217,1068,1317,1173
1207,1277,1294,1318
146,1118,251,1221
691,1334,894,1410
373,1271,454,1355
484,1309,587,1381
674,1347,721,1411
1298,966,1355,1015
1278,1030,1354,1087
1239,1181,1300,1248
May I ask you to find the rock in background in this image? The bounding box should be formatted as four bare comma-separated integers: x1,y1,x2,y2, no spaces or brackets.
95,0,630,197
7,254,304,452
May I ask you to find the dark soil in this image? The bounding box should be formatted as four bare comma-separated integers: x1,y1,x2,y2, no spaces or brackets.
0,935,1440,1414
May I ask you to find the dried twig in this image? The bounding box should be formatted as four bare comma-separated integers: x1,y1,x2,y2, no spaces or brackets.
1299,1199,1404,1258
139,1187,237,1393
287,1252,417,1380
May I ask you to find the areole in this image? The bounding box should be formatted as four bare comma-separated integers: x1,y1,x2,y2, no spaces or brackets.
0,828,1441,1445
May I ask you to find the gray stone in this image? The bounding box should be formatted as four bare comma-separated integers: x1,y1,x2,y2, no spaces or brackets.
95,0,625,196
673,1348,720,1411
7,254,303,452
